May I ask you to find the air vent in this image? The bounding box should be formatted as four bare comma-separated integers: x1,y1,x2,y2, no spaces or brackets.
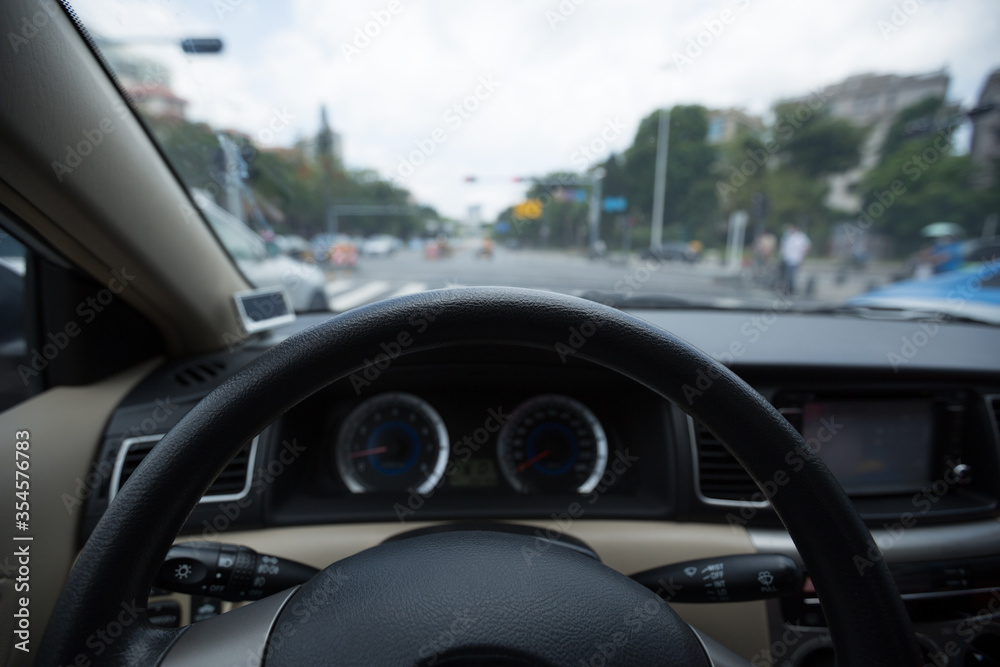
691,418,765,504
173,361,226,388
110,435,257,503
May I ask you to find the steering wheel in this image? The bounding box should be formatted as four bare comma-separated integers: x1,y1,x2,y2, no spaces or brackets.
39,288,920,666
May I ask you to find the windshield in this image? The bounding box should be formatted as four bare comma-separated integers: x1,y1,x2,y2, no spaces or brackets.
68,1,1000,318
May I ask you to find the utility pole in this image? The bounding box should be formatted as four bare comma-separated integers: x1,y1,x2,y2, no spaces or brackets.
650,107,670,249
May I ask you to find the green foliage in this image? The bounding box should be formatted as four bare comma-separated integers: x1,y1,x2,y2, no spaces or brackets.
879,96,943,160
772,103,867,178
858,97,996,255
714,102,866,248
145,116,434,239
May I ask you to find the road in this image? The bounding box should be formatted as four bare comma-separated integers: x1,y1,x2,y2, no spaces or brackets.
321,242,898,313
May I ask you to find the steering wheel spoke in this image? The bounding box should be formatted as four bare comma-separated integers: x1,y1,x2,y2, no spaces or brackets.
159,588,298,666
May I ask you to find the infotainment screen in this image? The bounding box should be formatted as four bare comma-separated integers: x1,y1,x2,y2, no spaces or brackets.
800,400,934,495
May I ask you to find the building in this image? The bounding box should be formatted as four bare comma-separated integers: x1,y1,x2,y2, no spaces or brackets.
786,70,950,211
970,68,1000,189
296,106,343,166
820,70,950,126
101,49,188,121
123,83,188,121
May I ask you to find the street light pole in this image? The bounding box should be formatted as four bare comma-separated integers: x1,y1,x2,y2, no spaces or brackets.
650,107,670,249
587,168,605,250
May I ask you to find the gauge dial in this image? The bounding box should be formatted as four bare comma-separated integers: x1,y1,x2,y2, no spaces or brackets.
335,393,449,494
497,395,608,494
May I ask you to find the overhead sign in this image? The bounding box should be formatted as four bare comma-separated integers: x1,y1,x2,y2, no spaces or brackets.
602,196,627,213
514,199,543,219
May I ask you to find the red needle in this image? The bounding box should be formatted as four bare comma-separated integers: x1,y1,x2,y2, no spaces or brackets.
515,450,550,473
350,446,388,459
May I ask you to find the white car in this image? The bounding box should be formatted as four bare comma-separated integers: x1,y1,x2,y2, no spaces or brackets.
193,192,328,312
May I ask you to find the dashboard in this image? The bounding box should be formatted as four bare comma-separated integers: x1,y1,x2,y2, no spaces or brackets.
79,309,1000,665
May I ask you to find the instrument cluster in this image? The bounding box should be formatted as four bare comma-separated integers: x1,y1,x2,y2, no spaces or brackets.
332,391,610,496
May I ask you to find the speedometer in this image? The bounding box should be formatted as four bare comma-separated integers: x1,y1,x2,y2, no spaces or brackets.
334,393,449,494
497,395,608,494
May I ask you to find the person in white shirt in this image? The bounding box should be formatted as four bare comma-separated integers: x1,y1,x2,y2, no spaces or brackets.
779,224,811,295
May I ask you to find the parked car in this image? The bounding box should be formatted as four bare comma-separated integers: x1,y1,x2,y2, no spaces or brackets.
194,192,328,312
640,241,702,263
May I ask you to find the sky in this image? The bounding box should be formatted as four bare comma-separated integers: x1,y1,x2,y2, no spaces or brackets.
72,0,1000,221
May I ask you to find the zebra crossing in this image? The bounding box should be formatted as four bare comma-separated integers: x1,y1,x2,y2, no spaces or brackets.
323,280,430,312
322,279,567,313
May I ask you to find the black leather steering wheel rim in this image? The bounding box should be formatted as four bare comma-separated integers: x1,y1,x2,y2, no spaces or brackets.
39,287,920,665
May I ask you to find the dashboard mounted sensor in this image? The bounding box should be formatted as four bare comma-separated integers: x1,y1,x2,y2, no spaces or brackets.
233,287,296,333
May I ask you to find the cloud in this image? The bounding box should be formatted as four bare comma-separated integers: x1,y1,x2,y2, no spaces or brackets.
70,0,1000,220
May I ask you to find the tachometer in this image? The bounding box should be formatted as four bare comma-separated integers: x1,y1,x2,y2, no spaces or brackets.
497,395,608,494
334,393,449,494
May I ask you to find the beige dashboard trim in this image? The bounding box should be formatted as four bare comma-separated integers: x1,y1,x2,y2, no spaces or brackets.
0,358,161,666
185,520,769,660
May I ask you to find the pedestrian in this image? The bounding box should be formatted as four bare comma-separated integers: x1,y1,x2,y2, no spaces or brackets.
779,224,810,295
753,231,777,285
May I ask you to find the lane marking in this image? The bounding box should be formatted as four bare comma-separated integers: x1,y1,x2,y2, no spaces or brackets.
387,282,427,298
329,281,391,311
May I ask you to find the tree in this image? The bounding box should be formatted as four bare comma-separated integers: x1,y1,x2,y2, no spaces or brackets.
859,97,994,255
714,103,866,249
773,103,867,178
145,115,432,240
621,106,717,242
